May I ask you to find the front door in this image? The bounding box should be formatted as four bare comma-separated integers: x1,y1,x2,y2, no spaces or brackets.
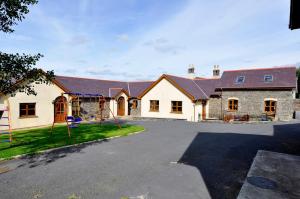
202,100,207,120
54,96,67,123
117,97,125,116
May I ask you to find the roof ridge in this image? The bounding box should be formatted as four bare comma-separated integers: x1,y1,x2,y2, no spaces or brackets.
56,75,128,83
56,75,155,83
194,77,220,80
164,74,194,80
224,66,296,72
191,79,209,99
128,80,154,83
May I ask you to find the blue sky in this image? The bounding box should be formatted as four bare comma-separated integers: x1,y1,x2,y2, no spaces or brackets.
0,0,299,80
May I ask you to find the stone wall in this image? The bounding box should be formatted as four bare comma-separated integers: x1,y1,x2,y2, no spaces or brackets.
79,98,110,119
128,99,141,117
208,97,222,119
294,99,300,111
220,90,294,121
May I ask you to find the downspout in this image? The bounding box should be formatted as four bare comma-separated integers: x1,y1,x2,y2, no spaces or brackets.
193,103,195,122
220,88,223,120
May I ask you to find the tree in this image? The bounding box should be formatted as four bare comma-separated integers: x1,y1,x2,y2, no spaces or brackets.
0,0,38,33
0,0,54,96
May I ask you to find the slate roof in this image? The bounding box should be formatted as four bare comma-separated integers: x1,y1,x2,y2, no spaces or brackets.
54,76,154,98
216,67,297,90
55,66,296,100
165,74,213,100
194,78,221,96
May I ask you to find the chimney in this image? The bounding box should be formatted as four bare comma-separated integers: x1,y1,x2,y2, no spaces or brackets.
187,64,195,79
213,65,220,78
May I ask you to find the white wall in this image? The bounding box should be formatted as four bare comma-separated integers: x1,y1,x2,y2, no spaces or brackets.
141,78,202,121
0,82,66,130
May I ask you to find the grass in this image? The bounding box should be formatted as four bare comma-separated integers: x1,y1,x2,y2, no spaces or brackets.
0,123,144,159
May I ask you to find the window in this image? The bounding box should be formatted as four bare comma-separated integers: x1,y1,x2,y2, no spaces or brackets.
264,75,273,82
132,99,138,109
171,101,182,113
99,99,105,110
19,103,36,117
235,76,245,84
264,100,276,113
228,99,238,111
150,100,159,112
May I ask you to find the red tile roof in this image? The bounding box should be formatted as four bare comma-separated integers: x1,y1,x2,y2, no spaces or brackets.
216,67,297,90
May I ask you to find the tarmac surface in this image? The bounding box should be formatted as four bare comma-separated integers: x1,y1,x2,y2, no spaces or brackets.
0,120,300,199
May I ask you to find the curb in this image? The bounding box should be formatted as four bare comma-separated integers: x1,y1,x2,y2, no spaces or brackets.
0,129,146,162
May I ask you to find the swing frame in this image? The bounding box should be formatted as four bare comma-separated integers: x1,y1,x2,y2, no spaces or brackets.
51,92,121,138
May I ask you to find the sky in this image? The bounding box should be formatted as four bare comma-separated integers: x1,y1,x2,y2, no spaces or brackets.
0,0,300,81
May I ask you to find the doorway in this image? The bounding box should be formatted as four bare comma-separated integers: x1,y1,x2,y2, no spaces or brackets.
54,96,67,123
202,100,207,120
117,97,125,116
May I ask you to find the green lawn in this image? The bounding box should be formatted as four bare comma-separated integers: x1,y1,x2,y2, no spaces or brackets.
0,123,144,159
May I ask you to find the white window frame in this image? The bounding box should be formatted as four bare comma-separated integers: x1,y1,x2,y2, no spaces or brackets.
235,76,245,84
264,75,273,83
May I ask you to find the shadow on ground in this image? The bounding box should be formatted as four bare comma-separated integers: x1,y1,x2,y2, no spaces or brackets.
178,123,300,199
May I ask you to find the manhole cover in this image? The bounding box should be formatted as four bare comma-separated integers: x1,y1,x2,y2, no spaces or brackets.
247,176,277,190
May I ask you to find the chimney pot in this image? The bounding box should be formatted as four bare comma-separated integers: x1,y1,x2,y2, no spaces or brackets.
213,65,220,78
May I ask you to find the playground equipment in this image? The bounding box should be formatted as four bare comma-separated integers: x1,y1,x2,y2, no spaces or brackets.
51,92,121,138
0,101,13,143
66,116,82,128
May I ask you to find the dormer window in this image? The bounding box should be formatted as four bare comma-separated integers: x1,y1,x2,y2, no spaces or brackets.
264,75,273,82
235,76,245,84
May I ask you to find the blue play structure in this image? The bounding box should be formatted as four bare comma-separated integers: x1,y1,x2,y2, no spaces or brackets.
66,116,83,128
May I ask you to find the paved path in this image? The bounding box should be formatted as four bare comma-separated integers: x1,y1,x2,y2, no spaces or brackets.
0,120,300,199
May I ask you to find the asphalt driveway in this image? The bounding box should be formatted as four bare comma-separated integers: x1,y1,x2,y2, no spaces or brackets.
0,120,300,199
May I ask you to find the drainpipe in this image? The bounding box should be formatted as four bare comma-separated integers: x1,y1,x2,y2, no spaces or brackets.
193,103,196,122
220,88,223,120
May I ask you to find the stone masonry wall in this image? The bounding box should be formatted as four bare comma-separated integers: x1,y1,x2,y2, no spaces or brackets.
79,98,110,120
208,97,222,119
294,99,300,111
221,90,294,121
128,99,141,117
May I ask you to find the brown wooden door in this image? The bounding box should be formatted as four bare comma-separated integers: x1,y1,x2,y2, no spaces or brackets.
54,97,67,123
202,100,207,120
117,97,125,116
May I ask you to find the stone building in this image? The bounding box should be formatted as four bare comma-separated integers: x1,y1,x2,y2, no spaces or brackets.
54,76,153,119
0,66,297,130
215,67,297,121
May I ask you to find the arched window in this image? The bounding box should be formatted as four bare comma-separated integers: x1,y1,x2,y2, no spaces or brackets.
228,99,238,111
264,100,276,114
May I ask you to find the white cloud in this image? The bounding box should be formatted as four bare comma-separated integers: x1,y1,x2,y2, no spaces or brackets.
117,34,129,42
104,0,300,78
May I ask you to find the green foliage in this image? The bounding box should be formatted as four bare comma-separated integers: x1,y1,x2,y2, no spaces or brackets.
0,0,38,33
0,52,54,95
0,0,54,96
0,123,144,159
296,67,300,78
